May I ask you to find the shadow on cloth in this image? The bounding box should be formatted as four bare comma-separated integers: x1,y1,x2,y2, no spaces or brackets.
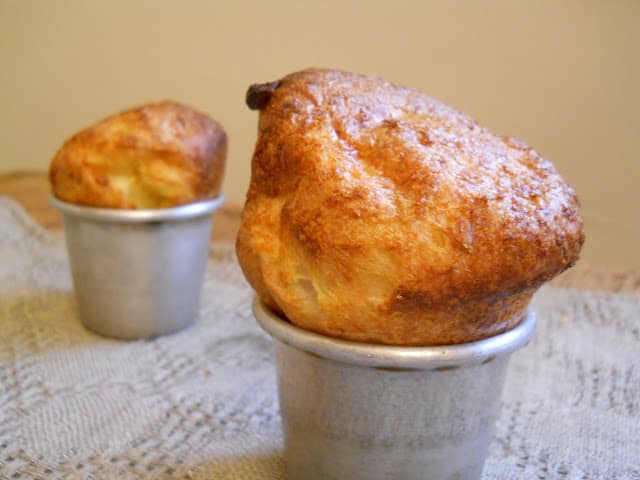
0,291,186,350
0,292,101,348
168,452,284,480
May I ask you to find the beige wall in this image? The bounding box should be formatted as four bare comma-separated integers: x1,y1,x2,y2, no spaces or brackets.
1,0,638,269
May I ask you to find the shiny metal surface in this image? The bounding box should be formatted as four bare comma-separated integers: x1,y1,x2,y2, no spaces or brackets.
51,195,224,340
253,299,536,480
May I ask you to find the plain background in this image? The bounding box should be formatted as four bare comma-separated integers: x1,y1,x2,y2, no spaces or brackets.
1,0,638,269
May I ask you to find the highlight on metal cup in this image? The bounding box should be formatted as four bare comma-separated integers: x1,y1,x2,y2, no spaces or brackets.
51,194,225,340
253,298,536,480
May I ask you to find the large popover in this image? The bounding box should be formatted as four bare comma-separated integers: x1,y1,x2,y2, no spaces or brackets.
50,101,226,209
237,69,584,346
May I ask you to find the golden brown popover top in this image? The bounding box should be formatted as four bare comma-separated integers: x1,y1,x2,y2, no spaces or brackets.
237,68,584,346
49,101,226,209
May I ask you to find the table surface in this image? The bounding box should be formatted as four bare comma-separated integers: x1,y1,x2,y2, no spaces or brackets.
1,171,638,295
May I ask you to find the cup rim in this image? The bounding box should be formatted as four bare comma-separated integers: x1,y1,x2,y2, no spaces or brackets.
253,298,536,369
49,194,225,223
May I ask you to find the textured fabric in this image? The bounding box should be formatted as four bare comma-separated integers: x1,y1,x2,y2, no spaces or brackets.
0,197,638,479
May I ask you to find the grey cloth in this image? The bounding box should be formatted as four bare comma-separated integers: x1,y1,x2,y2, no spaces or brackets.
0,198,638,479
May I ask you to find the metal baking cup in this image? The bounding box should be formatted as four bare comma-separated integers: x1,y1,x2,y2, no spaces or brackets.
253,298,536,480
51,194,224,340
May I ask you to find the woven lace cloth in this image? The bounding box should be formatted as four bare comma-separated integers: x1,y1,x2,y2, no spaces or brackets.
0,197,638,480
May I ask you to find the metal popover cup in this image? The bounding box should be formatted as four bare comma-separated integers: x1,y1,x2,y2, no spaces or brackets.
253,298,536,480
51,194,224,340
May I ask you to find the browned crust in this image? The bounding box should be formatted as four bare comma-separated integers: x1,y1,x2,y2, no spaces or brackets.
49,101,226,208
237,68,585,346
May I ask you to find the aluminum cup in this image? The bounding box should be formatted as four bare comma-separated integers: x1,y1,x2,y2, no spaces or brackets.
51,194,224,340
253,298,536,480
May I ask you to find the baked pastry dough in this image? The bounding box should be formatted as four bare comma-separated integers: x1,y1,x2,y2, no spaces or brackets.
50,101,226,208
237,69,584,346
